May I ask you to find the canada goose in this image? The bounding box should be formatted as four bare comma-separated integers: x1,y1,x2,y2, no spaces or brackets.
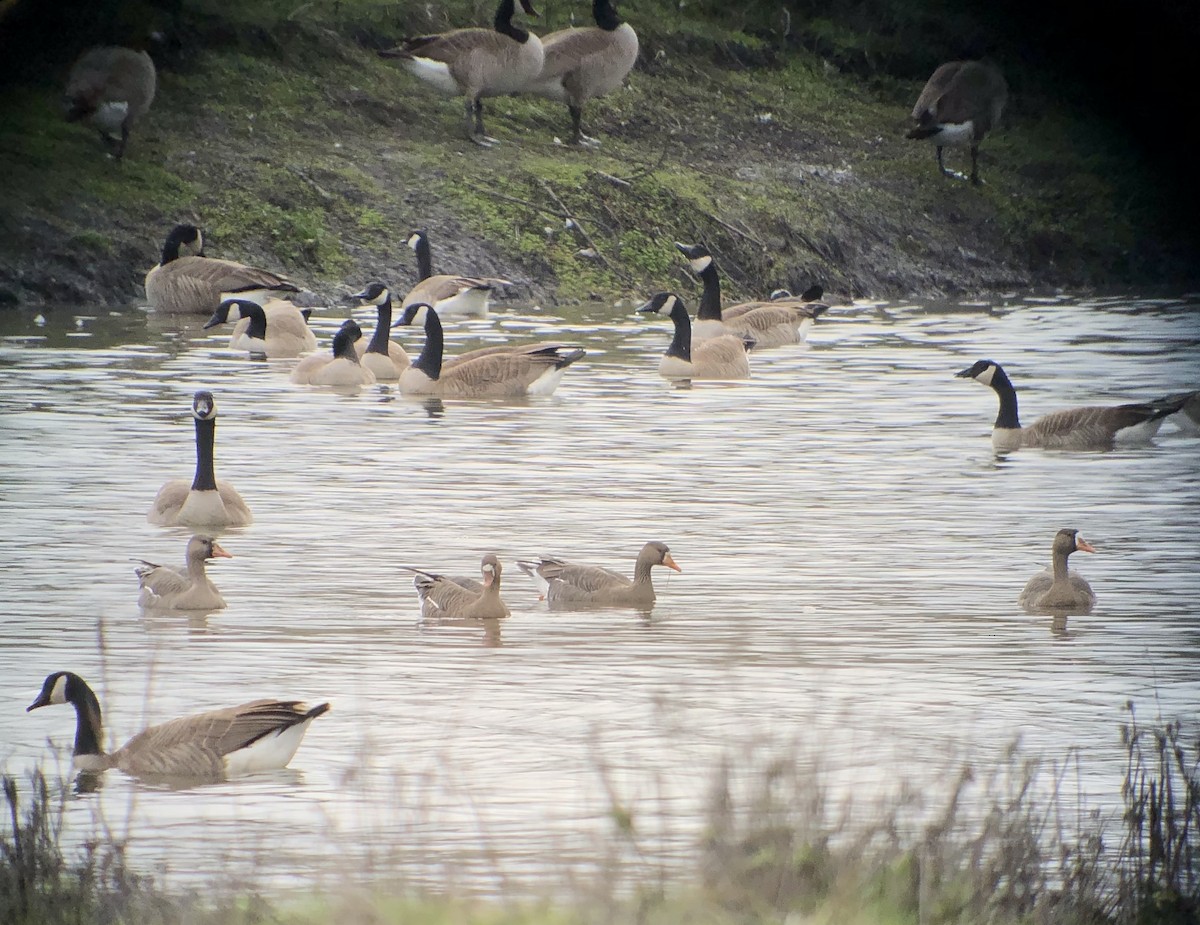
1019,529,1097,613
135,536,231,611
517,541,680,608
204,299,317,358
907,60,1007,185
955,360,1191,451
26,671,329,780
674,242,827,348
290,320,377,387
379,0,544,147
348,283,410,379
524,0,638,146
396,303,585,398
402,229,511,317
148,390,253,528
637,292,751,380
64,46,156,159
403,554,510,619
144,224,300,315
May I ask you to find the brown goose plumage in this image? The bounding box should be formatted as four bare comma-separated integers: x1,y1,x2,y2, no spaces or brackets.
637,292,751,380
403,554,510,619
907,60,1007,185
64,46,156,159
1019,529,1097,613
135,535,232,611
518,541,680,608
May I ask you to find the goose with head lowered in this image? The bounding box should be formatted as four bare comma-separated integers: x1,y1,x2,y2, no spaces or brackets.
26,671,329,781
64,45,156,160
348,283,410,380
204,298,317,358
518,541,680,609
637,292,751,380
290,319,377,387
402,229,511,317
955,359,1192,451
907,59,1007,186
1019,529,1097,614
403,554,511,620
135,535,232,611
148,390,252,528
379,0,543,147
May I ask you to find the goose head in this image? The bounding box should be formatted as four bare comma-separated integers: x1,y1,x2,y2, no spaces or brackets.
349,282,391,306
161,223,204,263
674,241,714,274
480,554,503,588
646,541,682,572
637,291,687,320
1055,529,1096,557
956,359,1002,386
27,671,86,711
331,320,364,359
394,302,434,328
204,298,261,329
192,390,217,421
191,536,233,562
405,230,427,253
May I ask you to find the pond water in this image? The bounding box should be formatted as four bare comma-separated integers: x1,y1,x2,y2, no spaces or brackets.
0,292,1198,895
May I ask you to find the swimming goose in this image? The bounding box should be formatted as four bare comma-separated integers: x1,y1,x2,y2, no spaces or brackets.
348,283,410,379
64,46,156,159
148,390,253,528
637,292,751,380
26,671,329,780
955,359,1191,451
290,320,377,386
135,536,232,611
204,299,318,357
144,224,300,315
1019,529,1097,613
379,0,544,147
403,554,511,619
396,303,584,398
523,0,638,146
675,242,827,348
517,541,680,608
402,229,511,317
1164,391,1200,435
907,60,1007,185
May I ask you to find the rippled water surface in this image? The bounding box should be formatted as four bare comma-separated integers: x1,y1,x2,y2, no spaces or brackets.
1,293,1198,894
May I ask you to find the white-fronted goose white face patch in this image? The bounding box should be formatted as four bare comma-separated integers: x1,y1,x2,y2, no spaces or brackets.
49,673,69,705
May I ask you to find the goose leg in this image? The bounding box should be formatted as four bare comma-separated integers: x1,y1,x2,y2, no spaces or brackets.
936,145,968,182
569,104,601,148
115,122,130,160
470,98,499,147
969,144,982,185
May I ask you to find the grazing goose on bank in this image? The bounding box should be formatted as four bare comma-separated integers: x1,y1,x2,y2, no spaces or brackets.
403,554,511,619
518,541,680,608
347,283,410,380
1019,529,1097,614
906,60,1007,186
144,224,300,315
26,671,329,780
397,303,584,398
637,292,751,380
379,0,544,147
524,0,638,146
204,298,317,358
64,46,156,159
148,390,253,528
402,229,511,317
135,536,232,611
290,320,377,387
955,359,1191,451
674,242,827,348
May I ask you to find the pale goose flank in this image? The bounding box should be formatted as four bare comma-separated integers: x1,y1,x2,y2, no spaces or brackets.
379,0,544,147
675,242,827,348
518,541,680,609
403,554,511,619
1019,529,1097,614
907,60,1007,185
524,0,638,146
205,298,317,358
956,359,1191,451
290,319,377,387
64,46,156,159
637,292,751,380
144,224,300,315
148,390,253,528
135,535,232,611
396,303,584,398
348,283,410,379
27,671,329,781
402,229,511,317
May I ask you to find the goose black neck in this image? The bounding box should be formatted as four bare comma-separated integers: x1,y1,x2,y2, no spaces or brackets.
665,303,692,362
413,237,433,281
989,366,1020,429
494,0,528,42
366,295,393,356
414,310,444,381
161,237,181,265
696,264,723,321
191,416,218,492
332,329,361,362
242,304,267,340
594,0,622,29
69,682,104,758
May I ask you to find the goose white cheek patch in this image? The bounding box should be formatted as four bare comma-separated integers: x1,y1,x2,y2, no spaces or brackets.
50,674,69,704
689,256,712,273
976,365,996,386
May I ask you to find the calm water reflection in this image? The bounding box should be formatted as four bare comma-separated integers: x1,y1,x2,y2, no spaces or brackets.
0,293,1198,894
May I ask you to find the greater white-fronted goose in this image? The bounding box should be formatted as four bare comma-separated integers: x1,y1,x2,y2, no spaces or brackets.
396,303,584,398
65,46,156,159
135,536,232,611
148,390,253,528
144,224,300,315
523,0,638,146
27,671,328,780
290,319,377,387
379,0,544,147
674,242,827,348
204,298,317,357
518,541,680,608
401,229,511,317
907,60,1007,185
348,283,410,379
637,292,751,380
403,554,511,619
955,359,1191,451
1019,529,1097,613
